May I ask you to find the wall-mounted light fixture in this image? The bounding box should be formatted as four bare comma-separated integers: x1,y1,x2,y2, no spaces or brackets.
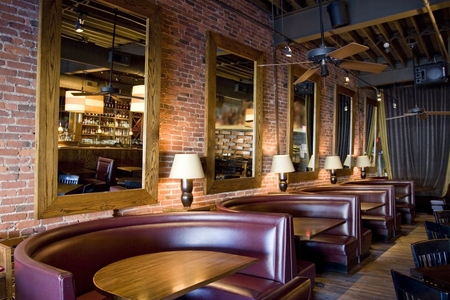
324,156,343,184
271,155,295,192
356,155,371,179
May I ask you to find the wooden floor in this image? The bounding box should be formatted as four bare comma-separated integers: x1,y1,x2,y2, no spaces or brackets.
313,213,435,300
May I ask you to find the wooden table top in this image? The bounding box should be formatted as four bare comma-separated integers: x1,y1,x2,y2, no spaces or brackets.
117,166,142,172
59,168,96,175
360,202,385,212
94,250,258,300
410,264,450,292
57,183,84,195
293,217,345,240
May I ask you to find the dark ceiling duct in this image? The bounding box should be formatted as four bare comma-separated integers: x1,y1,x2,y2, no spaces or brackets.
216,77,253,102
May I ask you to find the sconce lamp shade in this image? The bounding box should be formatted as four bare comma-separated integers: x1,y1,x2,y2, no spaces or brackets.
169,154,204,208
169,154,205,179
270,155,295,173
324,156,343,170
307,155,315,169
356,156,371,167
130,85,145,112
65,91,85,112
343,155,351,167
84,95,104,114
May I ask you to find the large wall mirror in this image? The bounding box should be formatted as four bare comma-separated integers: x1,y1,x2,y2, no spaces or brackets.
287,65,320,182
333,84,355,175
36,0,161,219
364,97,378,172
204,31,263,194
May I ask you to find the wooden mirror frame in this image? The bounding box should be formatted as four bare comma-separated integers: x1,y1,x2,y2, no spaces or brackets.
35,0,161,219
333,84,355,176
204,31,263,195
287,65,321,182
364,97,378,173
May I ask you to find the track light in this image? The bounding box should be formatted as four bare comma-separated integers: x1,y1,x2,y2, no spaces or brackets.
321,59,328,77
376,89,382,102
344,70,350,85
285,39,292,58
392,101,397,109
75,14,84,32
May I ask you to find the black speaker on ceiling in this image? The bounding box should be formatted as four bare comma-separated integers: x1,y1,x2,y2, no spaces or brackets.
414,62,447,85
327,1,349,29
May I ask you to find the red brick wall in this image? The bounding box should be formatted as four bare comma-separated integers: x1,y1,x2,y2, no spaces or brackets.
0,0,376,238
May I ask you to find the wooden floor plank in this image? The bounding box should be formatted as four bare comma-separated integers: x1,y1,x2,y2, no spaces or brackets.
313,214,434,299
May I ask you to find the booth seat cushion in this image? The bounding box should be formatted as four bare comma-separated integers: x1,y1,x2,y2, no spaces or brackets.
302,234,357,258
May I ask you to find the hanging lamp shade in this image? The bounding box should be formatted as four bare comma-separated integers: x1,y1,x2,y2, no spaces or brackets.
65,91,85,112
130,85,145,112
85,95,104,114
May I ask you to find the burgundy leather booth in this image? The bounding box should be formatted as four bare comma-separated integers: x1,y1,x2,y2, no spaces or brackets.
14,213,311,300
300,185,397,243
342,179,416,224
217,194,361,273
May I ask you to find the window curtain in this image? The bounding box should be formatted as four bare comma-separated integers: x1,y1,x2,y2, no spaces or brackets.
377,93,392,178
366,106,375,164
382,84,450,196
305,94,313,159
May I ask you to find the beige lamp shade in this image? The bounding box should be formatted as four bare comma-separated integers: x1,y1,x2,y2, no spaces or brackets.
324,156,343,170
65,90,85,112
84,95,104,114
169,154,205,179
130,85,145,112
356,156,371,167
307,155,315,169
270,155,295,173
343,155,351,167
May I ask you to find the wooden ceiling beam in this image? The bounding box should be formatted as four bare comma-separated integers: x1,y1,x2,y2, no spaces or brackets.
423,0,450,60
361,27,396,68
410,16,432,61
393,20,417,63
376,23,407,67
346,31,377,63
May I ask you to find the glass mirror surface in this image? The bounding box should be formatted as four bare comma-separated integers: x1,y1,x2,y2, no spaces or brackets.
365,97,378,170
333,84,355,174
35,0,161,219
287,65,320,182
204,31,263,195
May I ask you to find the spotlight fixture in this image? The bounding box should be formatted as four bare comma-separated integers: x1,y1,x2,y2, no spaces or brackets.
392,101,397,109
344,70,350,85
376,89,382,102
75,14,84,33
285,39,292,58
321,59,328,77
58,122,64,132
383,42,390,53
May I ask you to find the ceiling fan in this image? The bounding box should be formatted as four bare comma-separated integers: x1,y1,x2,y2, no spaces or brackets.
72,8,143,102
260,0,387,84
386,105,450,120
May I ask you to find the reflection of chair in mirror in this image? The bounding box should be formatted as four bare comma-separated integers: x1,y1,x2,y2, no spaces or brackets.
246,158,253,177
58,175,79,184
434,210,450,225
391,269,449,299
424,221,450,240
410,239,450,268
223,159,236,175
125,180,142,189
82,183,95,194
84,157,115,192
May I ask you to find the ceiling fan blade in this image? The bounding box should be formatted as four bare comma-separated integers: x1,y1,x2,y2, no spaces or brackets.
71,91,106,97
386,114,415,120
258,61,312,67
293,67,318,85
327,43,369,60
426,111,450,115
339,60,387,73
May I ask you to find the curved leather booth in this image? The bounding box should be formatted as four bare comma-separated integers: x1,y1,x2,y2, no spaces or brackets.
14,212,311,300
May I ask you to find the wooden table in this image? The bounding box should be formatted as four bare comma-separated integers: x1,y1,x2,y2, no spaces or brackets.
57,183,84,195
117,166,142,178
360,202,385,212
410,264,450,292
293,217,345,240
93,250,258,300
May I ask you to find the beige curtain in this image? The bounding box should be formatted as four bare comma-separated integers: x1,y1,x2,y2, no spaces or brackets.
377,91,392,179
444,151,450,197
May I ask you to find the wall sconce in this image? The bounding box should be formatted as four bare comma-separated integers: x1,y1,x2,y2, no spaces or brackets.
356,156,371,179
343,154,351,168
130,85,145,112
169,154,205,208
270,155,295,192
324,156,343,184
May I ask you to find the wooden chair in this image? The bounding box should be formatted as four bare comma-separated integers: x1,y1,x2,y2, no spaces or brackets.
84,157,115,192
391,270,449,300
435,210,450,225
58,174,80,184
410,239,450,268
424,221,450,240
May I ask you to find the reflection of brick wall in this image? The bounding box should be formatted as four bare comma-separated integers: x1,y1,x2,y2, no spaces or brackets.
215,129,253,158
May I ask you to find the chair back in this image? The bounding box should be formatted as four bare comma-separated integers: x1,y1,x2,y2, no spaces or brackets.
58,175,80,185
82,183,95,193
391,270,449,300
95,157,115,185
411,239,450,268
435,210,450,225
425,221,450,240
124,180,141,189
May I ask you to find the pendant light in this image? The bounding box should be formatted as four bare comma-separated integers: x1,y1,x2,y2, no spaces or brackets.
130,85,145,112
65,90,86,112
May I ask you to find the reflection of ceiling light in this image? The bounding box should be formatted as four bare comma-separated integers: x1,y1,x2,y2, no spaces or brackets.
58,122,64,132
130,85,145,112
75,14,84,32
97,126,102,134
65,90,85,112
393,101,397,109
85,95,104,114
344,70,350,85
285,43,292,57
344,104,348,111
376,89,382,101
